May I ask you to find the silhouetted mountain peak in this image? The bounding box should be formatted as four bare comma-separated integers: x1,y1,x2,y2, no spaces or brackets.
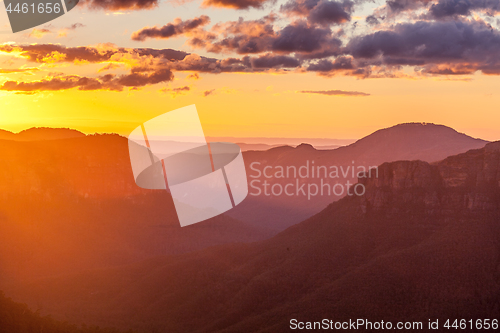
295,143,315,150
339,122,488,164
485,140,500,152
0,127,86,141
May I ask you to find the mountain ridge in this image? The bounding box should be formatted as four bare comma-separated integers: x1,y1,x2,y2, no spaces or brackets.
8,140,500,332
0,127,86,141
232,122,490,231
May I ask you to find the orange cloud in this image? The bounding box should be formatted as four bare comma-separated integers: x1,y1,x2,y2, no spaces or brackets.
28,28,52,39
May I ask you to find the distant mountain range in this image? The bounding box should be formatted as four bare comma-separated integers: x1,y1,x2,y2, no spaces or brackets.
207,136,355,148
9,140,500,333
231,123,489,231
0,123,489,286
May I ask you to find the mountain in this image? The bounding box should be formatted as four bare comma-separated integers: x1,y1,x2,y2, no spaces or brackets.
0,135,271,285
0,290,132,333
9,141,500,332
231,123,489,231
0,123,488,284
233,143,284,151
333,122,488,163
0,127,86,141
0,129,16,141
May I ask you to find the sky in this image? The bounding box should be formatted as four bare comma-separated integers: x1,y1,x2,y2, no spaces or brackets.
1,0,500,140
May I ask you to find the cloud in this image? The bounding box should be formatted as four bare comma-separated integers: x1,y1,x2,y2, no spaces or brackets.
28,28,52,39
58,23,86,37
250,53,301,68
131,16,211,41
159,85,190,97
281,0,353,26
429,0,500,18
0,43,302,94
0,44,122,63
81,0,159,10
187,16,276,54
298,89,370,96
0,68,39,73
307,56,354,72
0,44,190,66
344,20,500,75
201,0,270,9
272,23,338,54
365,15,379,26
0,43,277,75
187,73,200,80
97,63,122,72
6,15,500,89
203,89,216,96
0,76,107,92
385,0,432,14
187,18,342,59
0,69,174,93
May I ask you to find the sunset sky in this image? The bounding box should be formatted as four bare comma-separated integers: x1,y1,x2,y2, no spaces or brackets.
1,0,500,140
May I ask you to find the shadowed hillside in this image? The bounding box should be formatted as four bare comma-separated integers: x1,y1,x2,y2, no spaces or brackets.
0,291,133,333
9,141,500,332
0,134,271,285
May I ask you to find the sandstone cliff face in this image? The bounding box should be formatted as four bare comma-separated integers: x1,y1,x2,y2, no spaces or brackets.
358,142,500,216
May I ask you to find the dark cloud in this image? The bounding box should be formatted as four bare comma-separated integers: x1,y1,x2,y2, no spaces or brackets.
281,0,353,26
365,15,379,26
307,56,354,72
298,89,370,96
115,69,174,86
309,1,353,26
201,0,270,9
385,0,432,13
429,0,500,18
131,16,210,41
191,17,276,54
345,20,500,74
81,0,159,10
272,23,337,53
186,17,342,58
250,53,301,68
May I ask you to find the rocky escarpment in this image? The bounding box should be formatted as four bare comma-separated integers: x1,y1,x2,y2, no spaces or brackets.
358,141,500,216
